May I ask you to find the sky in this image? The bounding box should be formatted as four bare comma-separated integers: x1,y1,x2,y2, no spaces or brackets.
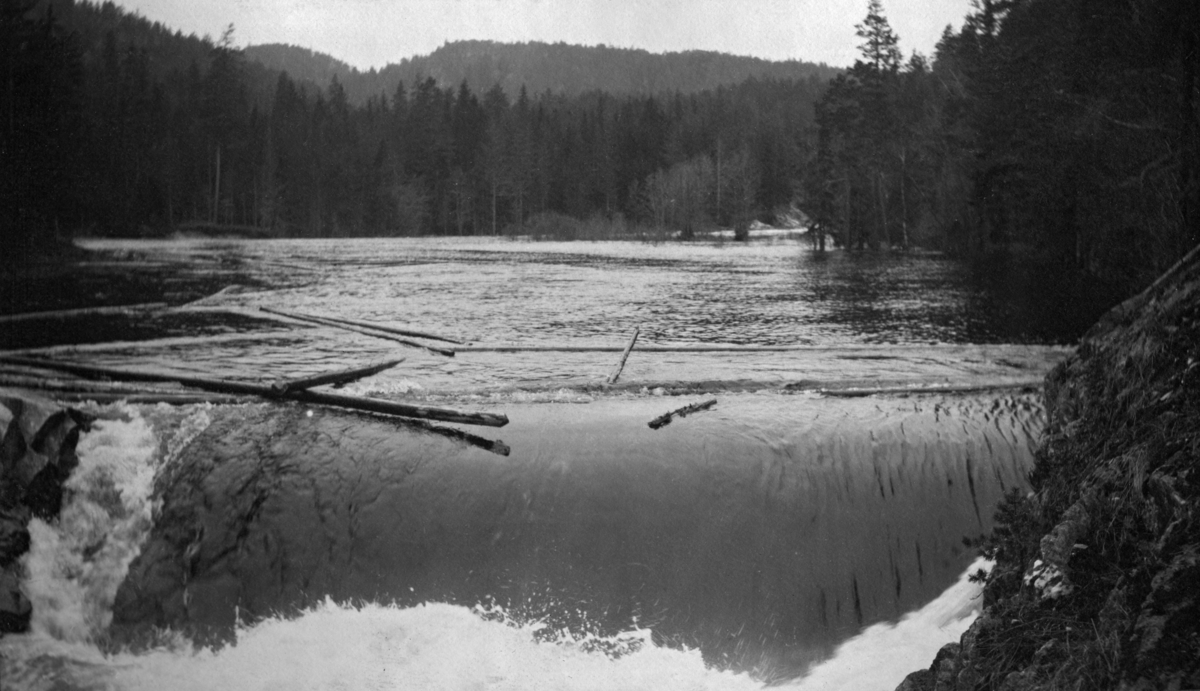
114,0,971,70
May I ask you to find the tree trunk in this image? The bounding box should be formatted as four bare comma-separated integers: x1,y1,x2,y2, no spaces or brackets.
212,145,222,225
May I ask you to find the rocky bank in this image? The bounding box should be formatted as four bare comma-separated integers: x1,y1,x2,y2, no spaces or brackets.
899,246,1200,690
0,391,94,633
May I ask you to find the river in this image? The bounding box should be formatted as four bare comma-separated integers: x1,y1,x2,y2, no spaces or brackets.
0,236,1087,690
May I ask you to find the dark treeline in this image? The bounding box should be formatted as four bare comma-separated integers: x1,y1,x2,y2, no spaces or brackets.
244,40,842,106
5,0,1197,298
2,0,822,249
808,0,1200,291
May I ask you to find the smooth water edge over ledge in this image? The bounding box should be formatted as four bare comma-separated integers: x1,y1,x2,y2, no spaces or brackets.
1,389,1043,690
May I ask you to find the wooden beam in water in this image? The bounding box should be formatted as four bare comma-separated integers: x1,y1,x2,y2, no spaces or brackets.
0,372,188,395
815,382,1041,397
309,313,465,345
648,398,718,429
272,358,404,394
402,418,511,457
288,388,507,427
44,391,249,405
0,302,167,323
259,307,455,357
0,356,508,427
606,327,640,385
457,344,818,352
179,285,243,308
0,331,303,357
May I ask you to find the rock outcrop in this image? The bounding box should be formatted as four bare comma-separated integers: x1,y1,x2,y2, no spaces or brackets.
0,391,93,633
897,245,1200,690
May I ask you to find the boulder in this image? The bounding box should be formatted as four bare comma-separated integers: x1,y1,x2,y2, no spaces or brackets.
0,505,31,566
0,569,31,633
0,393,93,518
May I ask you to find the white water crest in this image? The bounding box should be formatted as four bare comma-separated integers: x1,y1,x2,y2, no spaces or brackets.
20,403,212,642
792,560,988,690
101,563,984,691
0,563,984,691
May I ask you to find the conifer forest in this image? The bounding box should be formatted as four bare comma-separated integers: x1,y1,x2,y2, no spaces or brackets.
3,0,1198,296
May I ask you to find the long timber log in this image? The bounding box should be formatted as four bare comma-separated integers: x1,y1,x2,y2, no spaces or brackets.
307,314,465,345
46,391,248,405
259,307,455,357
454,344,880,353
180,285,243,308
0,331,303,357
402,418,511,457
814,382,1041,397
0,302,167,323
0,356,507,427
272,358,404,393
0,372,189,395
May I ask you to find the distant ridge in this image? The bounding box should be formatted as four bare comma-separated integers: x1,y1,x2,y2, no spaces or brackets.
241,43,357,87
244,40,840,104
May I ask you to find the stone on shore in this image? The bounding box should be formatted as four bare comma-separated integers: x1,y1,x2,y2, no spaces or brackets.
0,392,94,635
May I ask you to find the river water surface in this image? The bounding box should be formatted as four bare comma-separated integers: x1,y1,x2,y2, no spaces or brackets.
0,237,1085,690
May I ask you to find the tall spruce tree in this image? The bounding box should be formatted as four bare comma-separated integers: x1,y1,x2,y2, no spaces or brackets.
811,0,905,249
855,0,902,74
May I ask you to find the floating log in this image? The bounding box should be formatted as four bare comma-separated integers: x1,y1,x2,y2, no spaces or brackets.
453,344,852,353
452,344,1069,356
306,313,465,345
252,259,322,273
43,391,248,405
648,398,718,430
180,285,242,308
0,330,303,357
285,389,506,427
606,327,640,385
272,358,404,394
402,418,511,457
0,302,167,323
456,344,811,353
814,382,1041,397
0,373,189,395
259,307,455,357
0,356,506,427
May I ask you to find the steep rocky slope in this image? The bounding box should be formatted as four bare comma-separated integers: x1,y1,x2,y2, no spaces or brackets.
899,245,1200,690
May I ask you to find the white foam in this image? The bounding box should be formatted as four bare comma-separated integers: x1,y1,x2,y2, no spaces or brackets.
791,559,989,691
99,600,761,691
21,404,212,642
1,561,986,691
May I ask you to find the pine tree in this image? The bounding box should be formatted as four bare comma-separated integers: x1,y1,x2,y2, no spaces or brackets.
855,0,902,74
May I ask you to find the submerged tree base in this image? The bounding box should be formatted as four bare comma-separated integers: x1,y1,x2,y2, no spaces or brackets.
898,247,1200,690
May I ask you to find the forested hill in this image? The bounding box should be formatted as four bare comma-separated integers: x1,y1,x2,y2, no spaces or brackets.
7,0,1196,303
35,0,285,102
243,40,841,104
241,43,355,93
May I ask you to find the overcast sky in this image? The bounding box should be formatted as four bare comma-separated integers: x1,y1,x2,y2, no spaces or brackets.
114,0,970,70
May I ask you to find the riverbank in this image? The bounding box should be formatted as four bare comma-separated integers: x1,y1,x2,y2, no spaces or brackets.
898,245,1200,690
